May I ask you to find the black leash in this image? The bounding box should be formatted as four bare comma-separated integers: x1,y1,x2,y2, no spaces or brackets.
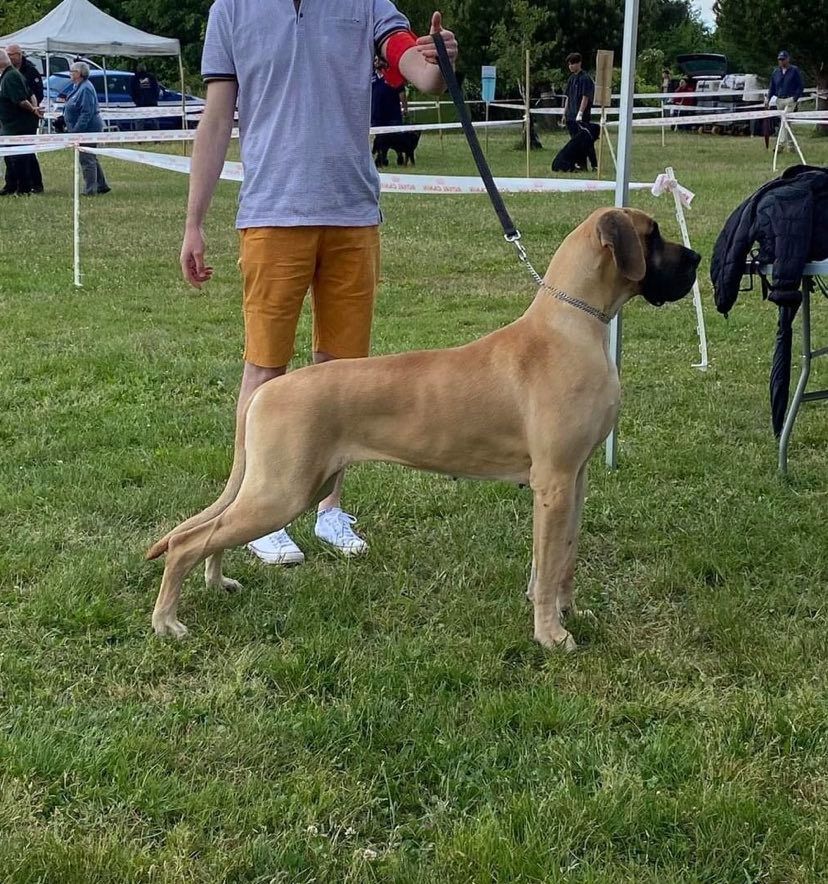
432,33,537,271
431,33,611,325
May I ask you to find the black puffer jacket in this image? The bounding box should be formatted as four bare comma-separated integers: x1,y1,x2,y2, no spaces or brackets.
710,165,828,315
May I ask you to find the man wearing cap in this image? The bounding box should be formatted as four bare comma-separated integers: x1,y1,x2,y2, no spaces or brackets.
765,50,804,153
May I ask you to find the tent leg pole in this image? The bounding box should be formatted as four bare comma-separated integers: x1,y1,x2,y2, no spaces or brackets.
46,52,52,133
772,112,782,172
179,53,188,155
74,146,82,288
785,116,806,164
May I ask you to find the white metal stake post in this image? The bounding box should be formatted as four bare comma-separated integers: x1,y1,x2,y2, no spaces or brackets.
178,52,188,155
784,115,806,164
772,110,806,170
525,49,531,178
605,0,640,469
666,166,708,370
73,145,81,288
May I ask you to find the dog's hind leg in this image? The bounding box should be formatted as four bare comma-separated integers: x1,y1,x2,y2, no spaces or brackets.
201,471,337,597
152,478,320,638
204,552,241,593
529,469,579,651
146,411,248,561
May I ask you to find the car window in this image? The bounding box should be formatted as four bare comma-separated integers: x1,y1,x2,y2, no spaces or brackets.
97,75,132,98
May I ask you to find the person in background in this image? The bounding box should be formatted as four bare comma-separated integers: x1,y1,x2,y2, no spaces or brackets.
0,48,42,196
63,62,110,195
5,43,44,193
670,75,696,129
661,67,672,94
130,62,161,131
764,50,804,153
371,56,407,129
181,3,458,566
562,52,594,138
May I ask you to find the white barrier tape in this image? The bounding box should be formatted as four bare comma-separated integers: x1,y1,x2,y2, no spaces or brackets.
44,105,204,120
371,119,523,135
608,108,784,128
0,128,202,146
81,146,676,197
79,146,243,180
660,102,765,113
2,118,522,146
495,103,703,118
0,141,68,158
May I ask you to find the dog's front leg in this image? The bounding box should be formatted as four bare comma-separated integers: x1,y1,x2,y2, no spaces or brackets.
556,463,588,620
530,473,578,651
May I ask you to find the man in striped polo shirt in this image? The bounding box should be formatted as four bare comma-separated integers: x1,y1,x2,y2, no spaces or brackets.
180,2,458,566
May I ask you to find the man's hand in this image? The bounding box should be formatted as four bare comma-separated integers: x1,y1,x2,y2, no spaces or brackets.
180,225,213,289
576,111,583,122
415,11,458,66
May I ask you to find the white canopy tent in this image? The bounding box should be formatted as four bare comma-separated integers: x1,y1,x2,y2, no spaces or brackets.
0,0,186,125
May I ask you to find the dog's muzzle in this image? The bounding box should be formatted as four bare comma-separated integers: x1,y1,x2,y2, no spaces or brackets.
640,246,701,306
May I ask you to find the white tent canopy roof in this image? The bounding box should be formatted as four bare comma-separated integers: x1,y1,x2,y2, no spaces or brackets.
0,0,180,57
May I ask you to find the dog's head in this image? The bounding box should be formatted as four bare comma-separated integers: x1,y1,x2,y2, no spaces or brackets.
593,208,700,306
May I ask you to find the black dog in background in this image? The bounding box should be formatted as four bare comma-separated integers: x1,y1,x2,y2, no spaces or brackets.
552,122,600,173
373,131,421,167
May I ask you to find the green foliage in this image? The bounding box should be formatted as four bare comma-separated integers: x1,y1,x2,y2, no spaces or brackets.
637,47,666,86
714,0,828,82
488,0,555,96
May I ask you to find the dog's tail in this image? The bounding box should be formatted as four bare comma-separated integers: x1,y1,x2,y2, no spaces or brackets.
146,401,250,560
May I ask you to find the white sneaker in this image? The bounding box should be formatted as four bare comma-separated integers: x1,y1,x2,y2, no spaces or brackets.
247,528,305,565
315,507,368,556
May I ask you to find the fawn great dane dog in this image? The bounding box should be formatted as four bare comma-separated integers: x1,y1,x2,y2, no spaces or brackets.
147,207,700,649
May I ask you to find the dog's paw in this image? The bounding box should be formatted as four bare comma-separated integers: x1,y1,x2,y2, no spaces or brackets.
206,575,243,593
558,600,594,620
534,628,577,652
152,615,189,639
219,576,243,593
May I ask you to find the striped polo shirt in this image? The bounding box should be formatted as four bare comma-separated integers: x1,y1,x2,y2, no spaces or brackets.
202,0,410,228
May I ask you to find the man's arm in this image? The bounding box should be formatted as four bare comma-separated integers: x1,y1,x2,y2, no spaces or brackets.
181,79,237,288
576,76,594,120
383,12,458,95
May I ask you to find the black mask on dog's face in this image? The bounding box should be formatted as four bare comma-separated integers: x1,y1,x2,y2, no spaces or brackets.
639,222,701,306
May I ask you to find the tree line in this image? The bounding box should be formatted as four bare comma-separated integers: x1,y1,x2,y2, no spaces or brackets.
1,0,824,94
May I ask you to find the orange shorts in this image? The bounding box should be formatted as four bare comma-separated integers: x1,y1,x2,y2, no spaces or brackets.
239,225,380,368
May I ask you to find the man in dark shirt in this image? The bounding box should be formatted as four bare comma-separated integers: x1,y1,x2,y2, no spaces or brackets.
764,50,804,153
562,52,595,138
130,63,161,130
4,44,44,193
0,48,43,196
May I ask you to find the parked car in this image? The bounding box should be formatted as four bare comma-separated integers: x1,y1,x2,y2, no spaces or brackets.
28,52,102,78
45,70,205,130
675,53,766,135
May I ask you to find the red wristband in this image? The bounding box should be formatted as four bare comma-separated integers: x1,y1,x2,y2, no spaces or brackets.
383,29,418,89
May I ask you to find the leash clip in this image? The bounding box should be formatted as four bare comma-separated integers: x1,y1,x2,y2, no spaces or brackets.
505,231,527,263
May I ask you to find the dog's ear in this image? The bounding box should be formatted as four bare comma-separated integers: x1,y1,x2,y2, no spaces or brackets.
596,210,646,282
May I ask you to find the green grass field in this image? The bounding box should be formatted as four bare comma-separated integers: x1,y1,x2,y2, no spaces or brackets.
1,126,828,883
